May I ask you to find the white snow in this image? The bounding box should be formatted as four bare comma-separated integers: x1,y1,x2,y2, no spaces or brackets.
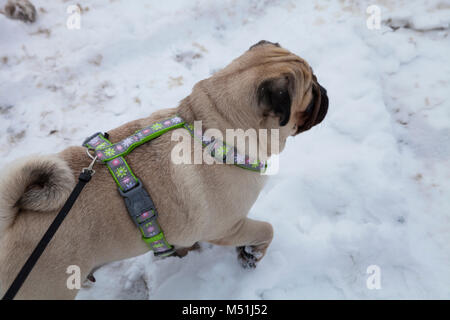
1,0,449,299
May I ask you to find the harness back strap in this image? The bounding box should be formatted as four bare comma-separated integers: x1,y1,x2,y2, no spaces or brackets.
83,116,185,257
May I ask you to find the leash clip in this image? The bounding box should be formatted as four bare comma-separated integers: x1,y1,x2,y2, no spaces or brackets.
83,150,98,176
85,147,102,162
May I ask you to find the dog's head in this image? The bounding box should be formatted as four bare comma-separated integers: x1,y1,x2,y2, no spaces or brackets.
200,40,328,138
190,40,328,156
250,40,328,136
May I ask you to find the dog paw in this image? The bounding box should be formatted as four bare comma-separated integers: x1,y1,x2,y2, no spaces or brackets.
4,0,37,23
81,273,96,288
174,242,201,258
237,246,263,269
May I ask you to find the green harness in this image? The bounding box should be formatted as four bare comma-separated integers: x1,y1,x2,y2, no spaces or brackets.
83,116,266,257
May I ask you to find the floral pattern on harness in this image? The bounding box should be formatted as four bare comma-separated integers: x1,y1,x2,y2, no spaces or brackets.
115,166,128,178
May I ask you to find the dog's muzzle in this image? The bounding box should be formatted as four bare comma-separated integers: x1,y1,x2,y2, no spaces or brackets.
315,83,328,125
296,82,329,134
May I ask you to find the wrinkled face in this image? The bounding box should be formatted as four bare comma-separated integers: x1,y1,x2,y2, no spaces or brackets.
251,40,328,135
205,40,328,137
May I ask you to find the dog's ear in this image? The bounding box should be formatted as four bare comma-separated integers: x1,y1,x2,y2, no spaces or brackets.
249,40,281,50
257,76,292,126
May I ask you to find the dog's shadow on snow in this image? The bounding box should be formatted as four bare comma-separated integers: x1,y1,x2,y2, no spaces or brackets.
76,243,278,300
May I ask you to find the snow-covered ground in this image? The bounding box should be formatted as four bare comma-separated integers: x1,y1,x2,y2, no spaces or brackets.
1,0,449,299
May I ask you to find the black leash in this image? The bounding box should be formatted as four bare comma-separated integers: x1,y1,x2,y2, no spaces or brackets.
2,160,96,300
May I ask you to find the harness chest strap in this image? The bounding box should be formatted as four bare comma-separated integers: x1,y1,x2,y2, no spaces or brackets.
83,116,267,257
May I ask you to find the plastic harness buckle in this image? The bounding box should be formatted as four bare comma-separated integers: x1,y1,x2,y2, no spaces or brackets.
118,180,159,234
118,180,174,257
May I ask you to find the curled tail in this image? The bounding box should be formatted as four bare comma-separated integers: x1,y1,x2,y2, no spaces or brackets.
0,155,75,234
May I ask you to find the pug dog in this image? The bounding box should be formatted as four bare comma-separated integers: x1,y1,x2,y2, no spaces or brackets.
0,40,328,299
